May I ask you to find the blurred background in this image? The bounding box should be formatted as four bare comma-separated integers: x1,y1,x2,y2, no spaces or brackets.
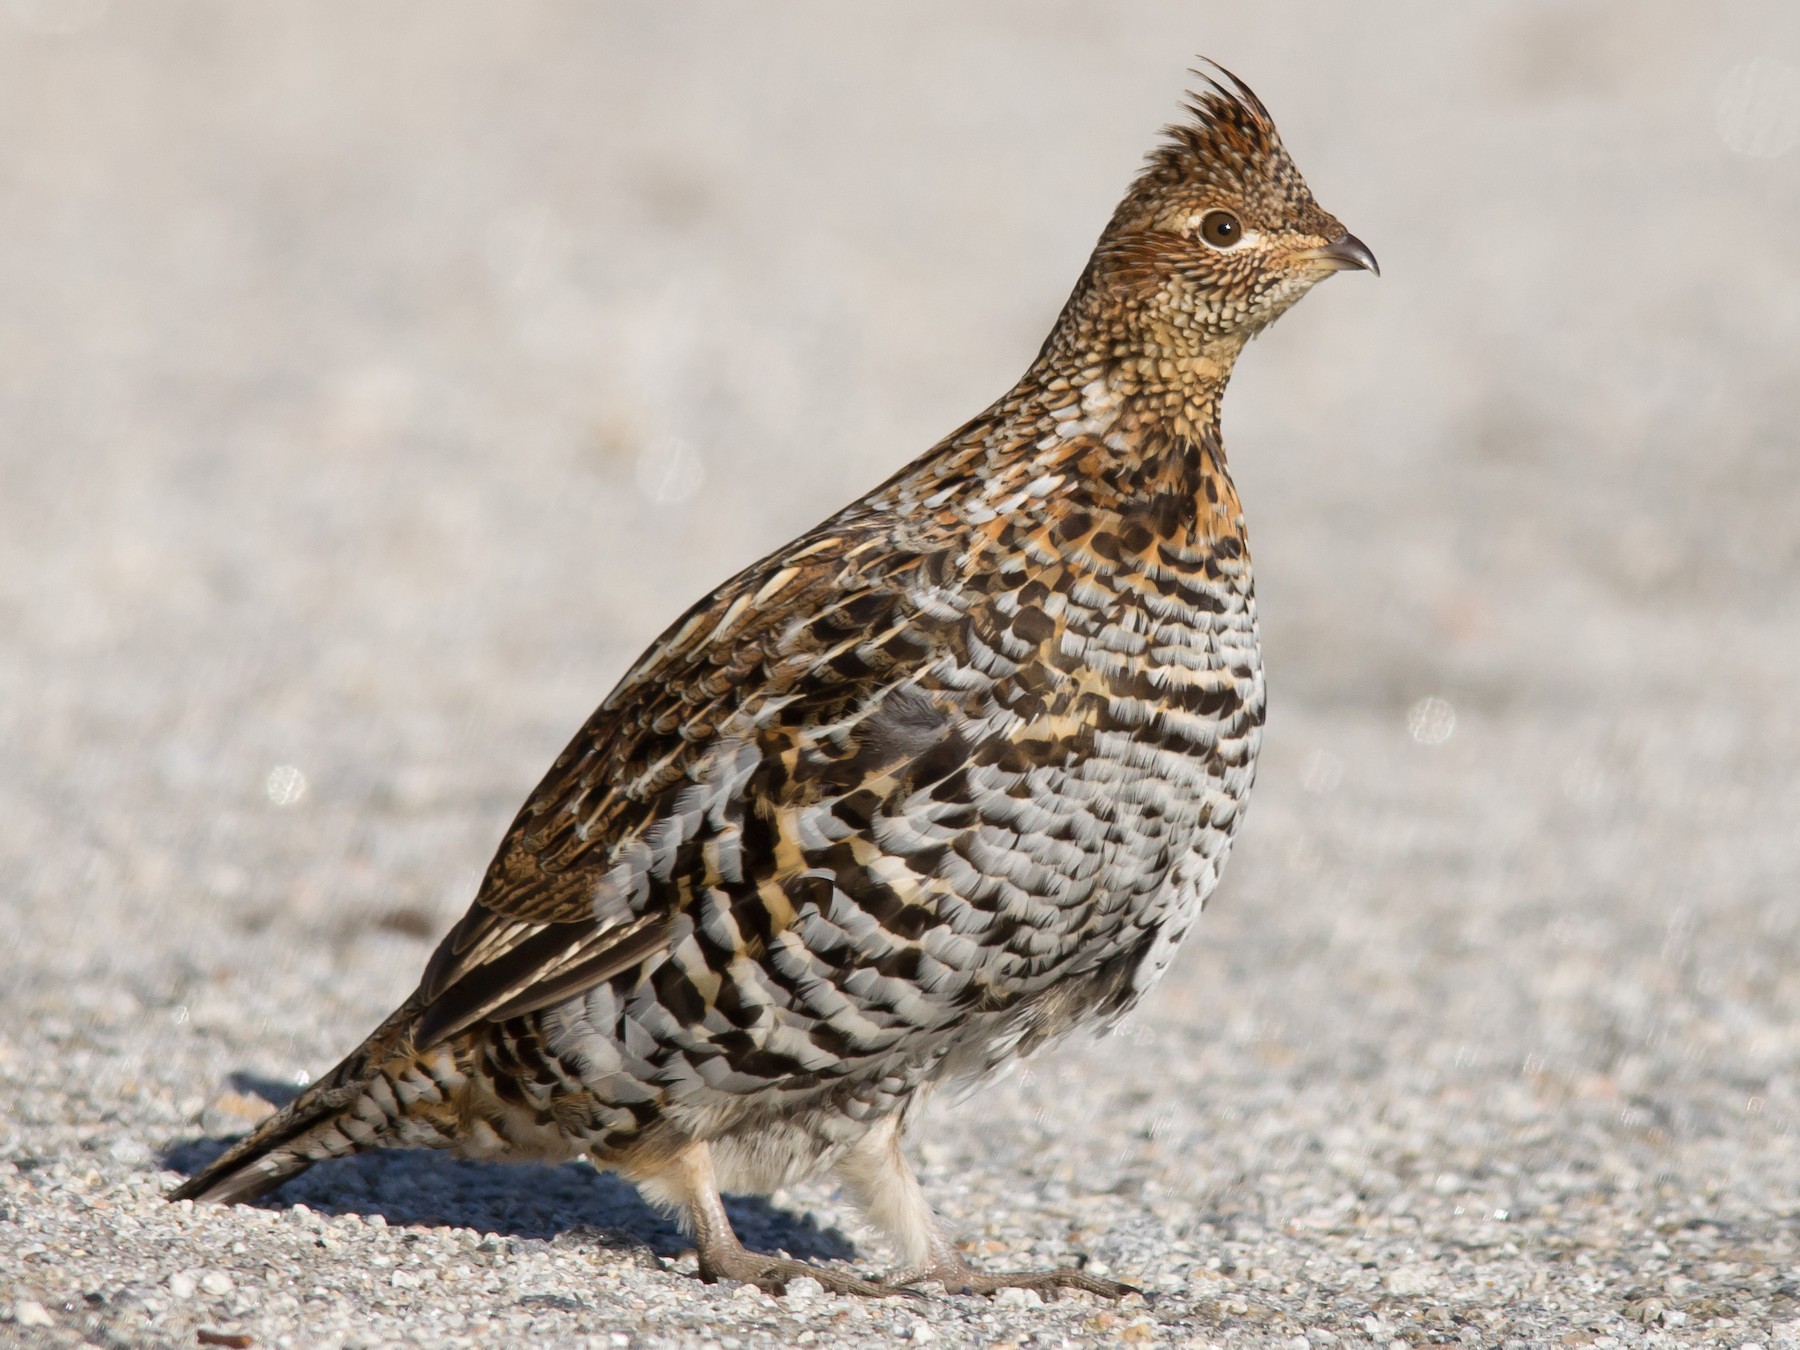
2,0,1799,1335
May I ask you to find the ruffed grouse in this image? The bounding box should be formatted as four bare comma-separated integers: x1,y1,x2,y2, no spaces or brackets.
173,61,1376,1298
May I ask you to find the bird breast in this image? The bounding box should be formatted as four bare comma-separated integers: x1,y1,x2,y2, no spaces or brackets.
531,415,1266,1148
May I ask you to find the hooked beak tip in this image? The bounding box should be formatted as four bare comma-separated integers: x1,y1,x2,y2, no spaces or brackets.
1317,230,1379,277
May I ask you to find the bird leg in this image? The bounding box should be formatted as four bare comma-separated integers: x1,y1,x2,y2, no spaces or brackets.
834,1117,1137,1300
646,1140,902,1298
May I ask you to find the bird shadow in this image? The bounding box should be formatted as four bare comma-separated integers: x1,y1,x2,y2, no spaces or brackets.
160,1074,857,1265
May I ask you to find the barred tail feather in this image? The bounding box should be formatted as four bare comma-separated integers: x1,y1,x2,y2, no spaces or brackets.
168,1002,449,1205
168,1119,328,1206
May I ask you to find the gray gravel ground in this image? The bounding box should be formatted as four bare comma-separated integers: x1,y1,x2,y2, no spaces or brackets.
5,4,1800,1348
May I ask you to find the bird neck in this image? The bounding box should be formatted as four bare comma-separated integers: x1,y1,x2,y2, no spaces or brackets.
888,344,1247,550
1027,275,1245,448
875,286,1250,539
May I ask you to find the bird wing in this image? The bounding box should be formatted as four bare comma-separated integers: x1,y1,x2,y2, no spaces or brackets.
408,511,986,1049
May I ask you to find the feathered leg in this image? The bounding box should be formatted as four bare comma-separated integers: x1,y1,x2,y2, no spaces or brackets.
835,1117,1134,1299
632,1140,901,1298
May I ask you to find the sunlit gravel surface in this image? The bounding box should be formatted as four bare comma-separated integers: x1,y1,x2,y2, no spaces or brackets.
5,5,1800,1348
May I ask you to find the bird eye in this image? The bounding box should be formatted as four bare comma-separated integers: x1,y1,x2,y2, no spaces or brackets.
1198,210,1243,249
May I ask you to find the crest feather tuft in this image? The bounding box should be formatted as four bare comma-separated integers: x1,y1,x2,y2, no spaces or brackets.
1144,57,1288,189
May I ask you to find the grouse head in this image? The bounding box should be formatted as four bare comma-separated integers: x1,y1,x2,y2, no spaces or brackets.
1067,60,1376,379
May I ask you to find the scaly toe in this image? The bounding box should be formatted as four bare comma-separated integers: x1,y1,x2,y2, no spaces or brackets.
900,1261,1137,1301
699,1250,906,1300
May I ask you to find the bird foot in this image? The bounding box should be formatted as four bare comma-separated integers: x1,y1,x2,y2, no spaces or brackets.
696,1245,907,1299
899,1258,1137,1300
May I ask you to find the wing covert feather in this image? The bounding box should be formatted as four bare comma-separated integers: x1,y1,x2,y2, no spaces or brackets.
407,511,980,1042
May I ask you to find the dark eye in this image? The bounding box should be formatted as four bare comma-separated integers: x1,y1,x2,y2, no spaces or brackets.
1199,210,1242,248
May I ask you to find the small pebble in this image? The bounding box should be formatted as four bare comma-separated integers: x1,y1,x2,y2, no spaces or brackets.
784,1275,824,1304
13,1301,54,1328
992,1286,1042,1308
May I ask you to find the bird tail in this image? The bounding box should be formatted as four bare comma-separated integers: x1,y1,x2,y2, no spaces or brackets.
168,1000,464,1205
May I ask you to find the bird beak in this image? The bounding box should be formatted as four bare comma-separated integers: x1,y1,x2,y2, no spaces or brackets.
1307,231,1379,277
